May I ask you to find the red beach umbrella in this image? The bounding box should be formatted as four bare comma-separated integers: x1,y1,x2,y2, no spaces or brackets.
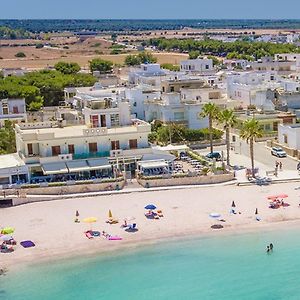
276,194,288,198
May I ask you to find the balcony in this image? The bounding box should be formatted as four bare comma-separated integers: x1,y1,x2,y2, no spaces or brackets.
73,151,110,160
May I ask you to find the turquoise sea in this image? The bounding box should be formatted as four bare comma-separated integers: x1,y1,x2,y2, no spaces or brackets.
1,228,300,300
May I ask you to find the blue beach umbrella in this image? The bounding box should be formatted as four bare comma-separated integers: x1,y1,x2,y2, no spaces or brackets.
145,204,157,210
209,212,221,219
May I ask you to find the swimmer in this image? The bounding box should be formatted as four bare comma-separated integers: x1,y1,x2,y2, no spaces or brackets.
266,246,270,253
270,243,273,250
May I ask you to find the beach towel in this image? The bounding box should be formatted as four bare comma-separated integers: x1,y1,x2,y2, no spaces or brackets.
20,240,35,248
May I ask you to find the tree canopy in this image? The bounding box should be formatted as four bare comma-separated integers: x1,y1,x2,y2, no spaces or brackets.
89,58,113,73
124,52,157,66
0,70,97,110
54,61,81,74
148,38,300,59
0,121,16,154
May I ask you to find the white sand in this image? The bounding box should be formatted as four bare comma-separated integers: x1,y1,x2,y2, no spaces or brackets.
1,182,300,270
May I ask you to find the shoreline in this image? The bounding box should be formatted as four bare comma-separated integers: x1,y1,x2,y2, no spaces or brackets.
4,216,300,275
2,181,300,273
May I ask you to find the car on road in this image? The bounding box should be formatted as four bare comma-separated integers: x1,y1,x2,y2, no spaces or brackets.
271,147,287,158
206,152,222,161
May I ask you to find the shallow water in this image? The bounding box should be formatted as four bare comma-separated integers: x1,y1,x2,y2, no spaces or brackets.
1,228,300,300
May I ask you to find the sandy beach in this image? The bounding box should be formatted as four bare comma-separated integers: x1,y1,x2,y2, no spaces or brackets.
1,182,300,270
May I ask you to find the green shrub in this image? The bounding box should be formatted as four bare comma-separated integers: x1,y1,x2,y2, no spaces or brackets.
15,52,26,58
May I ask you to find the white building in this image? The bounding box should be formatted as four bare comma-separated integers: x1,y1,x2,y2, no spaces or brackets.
0,98,27,127
144,93,208,129
278,123,300,150
128,63,170,87
180,58,214,74
226,72,280,108
0,153,28,185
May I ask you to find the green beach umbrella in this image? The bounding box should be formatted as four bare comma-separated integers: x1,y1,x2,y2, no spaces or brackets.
1,227,15,234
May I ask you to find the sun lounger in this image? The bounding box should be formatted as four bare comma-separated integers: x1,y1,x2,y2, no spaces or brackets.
108,236,122,240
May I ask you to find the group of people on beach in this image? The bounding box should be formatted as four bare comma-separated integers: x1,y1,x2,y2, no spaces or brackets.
266,243,274,253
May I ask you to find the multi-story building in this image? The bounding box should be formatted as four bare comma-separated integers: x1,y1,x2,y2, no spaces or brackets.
0,98,27,127
144,93,208,129
180,58,214,74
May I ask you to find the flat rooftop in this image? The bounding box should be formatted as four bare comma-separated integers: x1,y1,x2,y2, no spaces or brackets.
0,153,25,169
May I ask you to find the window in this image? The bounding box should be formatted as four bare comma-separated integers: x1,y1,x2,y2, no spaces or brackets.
174,112,184,120
265,124,271,131
129,139,138,149
12,106,19,114
89,143,97,153
111,140,120,150
170,86,174,92
110,114,120,127
68,144,75,154
100,115,106,127
205,65,209,69
2,105,8,115
51,146,61,156
27,143,33,155
90,115,99,128
283,134,288,144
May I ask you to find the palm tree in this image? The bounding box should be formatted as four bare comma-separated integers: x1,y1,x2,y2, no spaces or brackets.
200,103,219,153
240,118,263,177
218,109,237,167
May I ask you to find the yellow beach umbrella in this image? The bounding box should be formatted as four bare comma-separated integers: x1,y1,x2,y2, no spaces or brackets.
1,227,15,235
83,217,97,230
83,217,97,223
108,210,113,219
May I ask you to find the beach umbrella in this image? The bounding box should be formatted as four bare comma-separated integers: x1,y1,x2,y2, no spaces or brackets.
83,217,97,230
1,227,14,235
277,194,288,198
83,217,97,223
255,208,258,215
231,201,236,208
76,210,79,217
0,235,12,241
108,210,113,218
209,212,221,219
145,204,156,210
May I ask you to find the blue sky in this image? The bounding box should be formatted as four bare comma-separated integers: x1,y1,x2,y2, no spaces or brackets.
1,0,300,19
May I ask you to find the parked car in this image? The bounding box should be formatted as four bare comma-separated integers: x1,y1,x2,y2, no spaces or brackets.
206,152,222,161
271,147,287,158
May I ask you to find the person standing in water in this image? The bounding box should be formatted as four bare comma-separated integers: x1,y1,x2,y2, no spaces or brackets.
270,243,273,251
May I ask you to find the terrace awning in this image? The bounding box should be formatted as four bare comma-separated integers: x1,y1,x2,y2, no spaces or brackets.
87,158,111,170
66,160,90,173
41,162,68,175
138,160,168,169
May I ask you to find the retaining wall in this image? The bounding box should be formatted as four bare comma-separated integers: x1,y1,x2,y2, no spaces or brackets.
137,173,235,188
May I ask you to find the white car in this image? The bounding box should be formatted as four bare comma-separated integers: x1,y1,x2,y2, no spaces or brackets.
271,147,287,158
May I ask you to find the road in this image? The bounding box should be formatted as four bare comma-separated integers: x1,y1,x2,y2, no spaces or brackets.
195,139,298,171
